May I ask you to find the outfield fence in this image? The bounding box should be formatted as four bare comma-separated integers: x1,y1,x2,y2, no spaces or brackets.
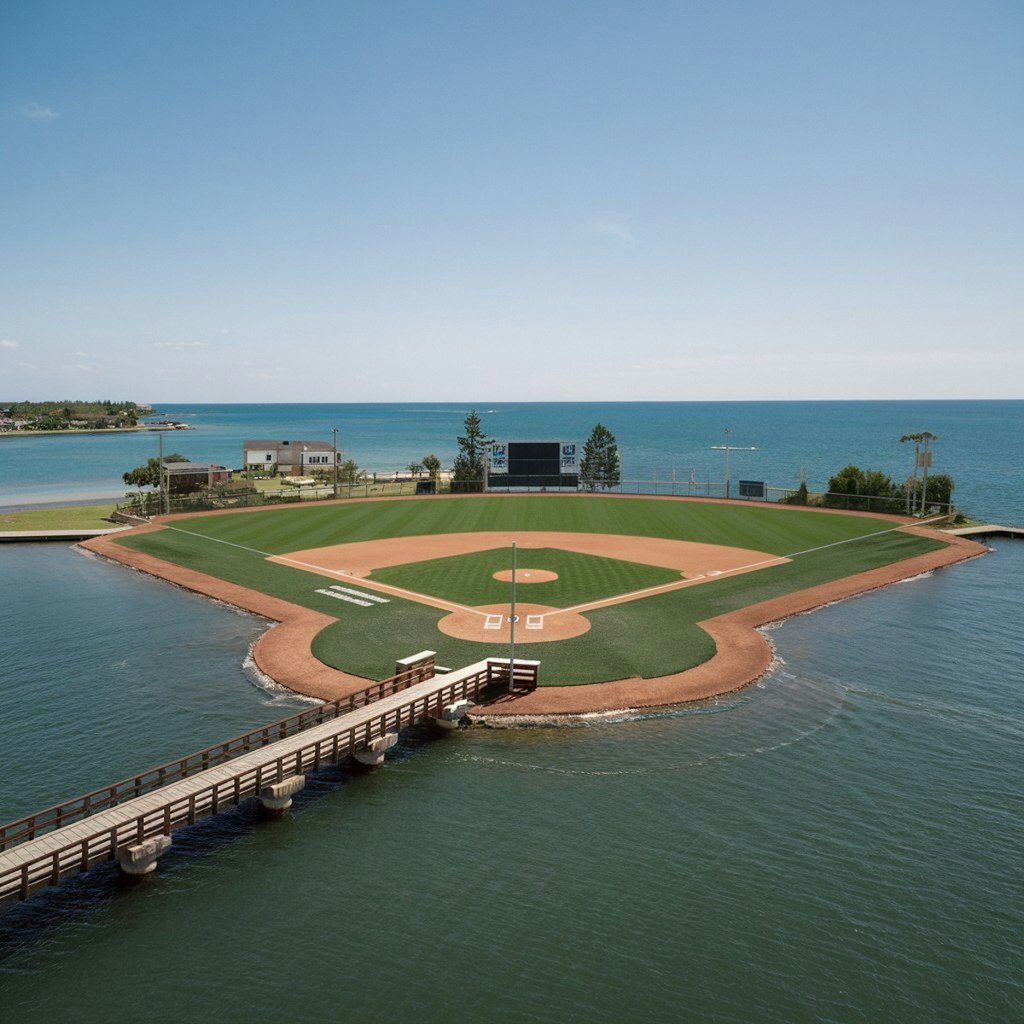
118,479,954,519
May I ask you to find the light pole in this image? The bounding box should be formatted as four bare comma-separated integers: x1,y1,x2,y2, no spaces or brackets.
157,430,169,516
901,435,920,514
508,541,517,693
900,432,936,515
710,427,732,498
332,427,339,499
920,432,935,514
710,429,758,500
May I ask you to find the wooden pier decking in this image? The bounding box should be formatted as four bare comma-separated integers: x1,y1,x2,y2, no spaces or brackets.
945,524,1023,540
0,655,539,905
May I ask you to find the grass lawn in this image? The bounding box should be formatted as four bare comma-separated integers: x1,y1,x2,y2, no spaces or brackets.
0,504,118,531
115,495,944,687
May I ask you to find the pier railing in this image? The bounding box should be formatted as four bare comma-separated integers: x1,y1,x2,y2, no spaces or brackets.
0,654,438,853
0,659,502,905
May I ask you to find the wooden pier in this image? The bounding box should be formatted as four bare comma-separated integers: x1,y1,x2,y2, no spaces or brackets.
946,524,1023,540
0,654,540,906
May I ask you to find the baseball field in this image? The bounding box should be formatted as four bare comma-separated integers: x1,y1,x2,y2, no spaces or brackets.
83,493,984,713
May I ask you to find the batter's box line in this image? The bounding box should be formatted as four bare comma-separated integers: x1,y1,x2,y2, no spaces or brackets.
525,614,544,629
484,613,504,630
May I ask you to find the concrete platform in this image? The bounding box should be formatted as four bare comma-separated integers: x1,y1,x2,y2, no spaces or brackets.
0,528,130,543
945,524,1023,539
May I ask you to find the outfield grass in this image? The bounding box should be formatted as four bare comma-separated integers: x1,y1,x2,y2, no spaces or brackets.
114,495,944,688
146,494,888,556
0,504,118,531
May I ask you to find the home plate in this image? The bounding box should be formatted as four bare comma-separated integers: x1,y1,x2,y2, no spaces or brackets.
437,603,590,643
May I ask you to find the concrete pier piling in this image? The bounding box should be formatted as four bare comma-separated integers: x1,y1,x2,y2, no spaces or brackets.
117,835,172,877
352,732,399,767
258,775,307,815
433,699,472,730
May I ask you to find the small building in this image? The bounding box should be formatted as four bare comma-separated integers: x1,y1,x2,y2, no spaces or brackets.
242,439,339,477
162,463,232,495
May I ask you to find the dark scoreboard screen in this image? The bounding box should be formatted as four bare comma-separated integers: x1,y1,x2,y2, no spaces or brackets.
488,441,579,489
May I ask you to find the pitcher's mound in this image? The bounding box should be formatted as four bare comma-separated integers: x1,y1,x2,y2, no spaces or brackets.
492,569,559,583
437,603,589,644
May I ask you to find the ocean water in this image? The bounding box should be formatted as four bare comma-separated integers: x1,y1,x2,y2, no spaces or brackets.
0,402,1022,1022
2,400,1022,523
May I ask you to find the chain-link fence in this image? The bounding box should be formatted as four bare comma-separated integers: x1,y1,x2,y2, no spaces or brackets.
119,476,954,519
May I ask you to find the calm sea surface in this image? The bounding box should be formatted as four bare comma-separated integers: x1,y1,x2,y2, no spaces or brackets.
0,402,1021,1022
2,400,1022,523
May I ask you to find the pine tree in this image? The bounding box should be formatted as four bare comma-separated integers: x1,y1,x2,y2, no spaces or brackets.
451,410,493,492
579,423,620,491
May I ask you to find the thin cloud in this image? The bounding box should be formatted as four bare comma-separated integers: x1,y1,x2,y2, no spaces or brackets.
155,341,207,350
586,218,636,244
23,103,59,121
0,339,18,349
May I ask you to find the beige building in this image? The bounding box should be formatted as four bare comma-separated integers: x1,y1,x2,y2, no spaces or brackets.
242,439,338,476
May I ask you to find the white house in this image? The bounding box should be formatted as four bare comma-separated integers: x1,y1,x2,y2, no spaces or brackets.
242,439,339,476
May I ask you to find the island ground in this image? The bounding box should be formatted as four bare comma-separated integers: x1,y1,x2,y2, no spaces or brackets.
81,494,987,715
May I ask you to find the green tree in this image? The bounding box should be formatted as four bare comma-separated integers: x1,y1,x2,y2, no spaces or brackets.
825,464,901,512
922,473,954,510
407,461,424,478
422,454,441,484
122,453,189,490
451,410,492,492
338,459,362,484
827,464,865,498
782,480,809,505
579,423,621,491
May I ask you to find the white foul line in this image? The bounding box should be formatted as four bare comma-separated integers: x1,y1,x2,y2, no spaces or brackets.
160,524,489,618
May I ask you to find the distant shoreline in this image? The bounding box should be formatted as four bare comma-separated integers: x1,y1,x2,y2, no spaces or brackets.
0,425,191,439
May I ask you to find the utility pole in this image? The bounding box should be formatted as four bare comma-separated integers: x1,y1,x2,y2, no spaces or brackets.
332,427,339,499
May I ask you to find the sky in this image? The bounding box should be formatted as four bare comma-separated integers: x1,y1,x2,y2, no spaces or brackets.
1,0,1021,402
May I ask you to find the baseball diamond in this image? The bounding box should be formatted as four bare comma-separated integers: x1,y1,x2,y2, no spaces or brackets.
82,493,985,715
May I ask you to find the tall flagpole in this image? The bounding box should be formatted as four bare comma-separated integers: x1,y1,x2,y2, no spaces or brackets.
509,541,517,692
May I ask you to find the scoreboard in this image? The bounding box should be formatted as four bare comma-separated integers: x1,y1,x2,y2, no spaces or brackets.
487,441,579,489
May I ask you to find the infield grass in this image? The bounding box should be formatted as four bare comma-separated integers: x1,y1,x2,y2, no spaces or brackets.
371,547,681,607
114,495,945,688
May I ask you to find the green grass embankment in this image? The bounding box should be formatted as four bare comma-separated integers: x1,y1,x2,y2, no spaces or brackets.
0,504,118,531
